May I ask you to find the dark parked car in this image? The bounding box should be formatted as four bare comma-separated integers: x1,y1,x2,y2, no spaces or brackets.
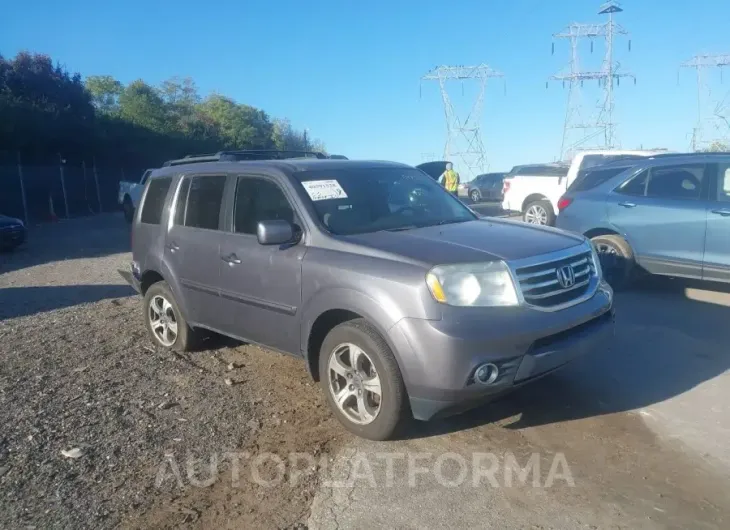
120,150,614,440
415,161,450,181
466,172,507,202
0,214,26,251
556,152,730,287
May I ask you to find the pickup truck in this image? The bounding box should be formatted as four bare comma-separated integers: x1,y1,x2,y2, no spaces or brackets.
502,150,666,226
118,169,153,223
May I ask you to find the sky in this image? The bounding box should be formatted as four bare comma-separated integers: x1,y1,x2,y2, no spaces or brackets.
3,0,730,179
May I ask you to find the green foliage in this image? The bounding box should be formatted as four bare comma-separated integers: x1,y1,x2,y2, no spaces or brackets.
0,51,324,167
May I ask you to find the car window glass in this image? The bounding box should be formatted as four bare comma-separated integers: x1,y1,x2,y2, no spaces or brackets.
234,178,295,235
140,177,172,224
184,175,226,230
616,169,648,196
173,177,191,225
716,164,730,203
579,154,643,171
646,164,704,200
569,166,630,192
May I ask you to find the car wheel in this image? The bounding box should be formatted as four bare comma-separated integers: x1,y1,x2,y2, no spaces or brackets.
523,199,555,226
591,234,636,290
123,197,135,224
470,190,481,202
319,318,408,441
143,281,198,351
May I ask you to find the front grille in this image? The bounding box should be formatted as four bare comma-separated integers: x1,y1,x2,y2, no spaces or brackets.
515,250,595,309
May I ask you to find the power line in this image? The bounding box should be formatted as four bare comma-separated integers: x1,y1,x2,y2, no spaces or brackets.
421,64,504,178
549,1,634,160
680,54,730,151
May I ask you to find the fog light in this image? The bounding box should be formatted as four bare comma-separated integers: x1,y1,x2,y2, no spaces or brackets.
474,363,499,385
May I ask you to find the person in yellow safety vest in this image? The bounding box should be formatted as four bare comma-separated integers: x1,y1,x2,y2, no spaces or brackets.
439,162,460,196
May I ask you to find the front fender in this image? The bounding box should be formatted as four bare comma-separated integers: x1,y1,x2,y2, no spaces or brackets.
300,287,405,362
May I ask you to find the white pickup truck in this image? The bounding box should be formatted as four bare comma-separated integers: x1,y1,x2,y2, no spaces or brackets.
502,150,665,226
118,169,153,223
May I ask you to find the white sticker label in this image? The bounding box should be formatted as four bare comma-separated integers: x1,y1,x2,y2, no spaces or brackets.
302,180,348,201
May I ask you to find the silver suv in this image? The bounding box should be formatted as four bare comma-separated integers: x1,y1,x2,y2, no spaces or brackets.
120,151,614,440
556,153,730,288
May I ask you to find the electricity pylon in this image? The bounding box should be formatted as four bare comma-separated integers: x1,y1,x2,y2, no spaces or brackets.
421,64,504,178
680,54,730,151
550,1,635,160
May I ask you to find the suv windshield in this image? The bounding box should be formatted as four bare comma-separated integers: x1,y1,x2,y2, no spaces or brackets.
298,168,476,235
569,165,634,192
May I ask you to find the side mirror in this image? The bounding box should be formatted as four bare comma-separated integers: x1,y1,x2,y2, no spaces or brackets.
257,220,295,245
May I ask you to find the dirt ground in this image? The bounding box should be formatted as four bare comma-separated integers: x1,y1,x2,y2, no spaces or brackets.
1,214,729,529
0,215,351,529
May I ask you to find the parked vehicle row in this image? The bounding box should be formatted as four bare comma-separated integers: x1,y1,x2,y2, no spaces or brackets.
556,152,730,287
120,150,614,441
502,150,666,226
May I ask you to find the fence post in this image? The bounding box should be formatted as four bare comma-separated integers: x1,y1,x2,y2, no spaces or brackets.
93,157,103,213
16,152,29,225
58,153,69,219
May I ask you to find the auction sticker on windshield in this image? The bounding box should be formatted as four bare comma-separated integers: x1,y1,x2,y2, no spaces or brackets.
302,180,348,201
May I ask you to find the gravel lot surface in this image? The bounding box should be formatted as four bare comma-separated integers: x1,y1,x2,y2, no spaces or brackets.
0,214,347,529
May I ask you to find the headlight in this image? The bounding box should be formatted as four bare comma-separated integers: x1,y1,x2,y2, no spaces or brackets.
589,242,604,280
426,262,518,307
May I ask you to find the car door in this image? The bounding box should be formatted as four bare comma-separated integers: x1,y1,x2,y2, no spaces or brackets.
164,174,227,327
703,161,730,282
217,174,305,354
606,162,709,278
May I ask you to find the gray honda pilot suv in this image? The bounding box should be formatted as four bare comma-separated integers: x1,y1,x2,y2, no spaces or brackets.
120,151,614,440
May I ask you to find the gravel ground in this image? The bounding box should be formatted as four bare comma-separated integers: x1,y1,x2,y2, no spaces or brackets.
0,214,348,529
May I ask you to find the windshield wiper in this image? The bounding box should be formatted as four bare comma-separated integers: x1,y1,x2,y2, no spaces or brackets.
380,225,419,232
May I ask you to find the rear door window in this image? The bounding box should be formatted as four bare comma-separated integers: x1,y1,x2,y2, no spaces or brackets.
183,175,227,230
715,163,730,203
569,166,631,192
140,177,172,224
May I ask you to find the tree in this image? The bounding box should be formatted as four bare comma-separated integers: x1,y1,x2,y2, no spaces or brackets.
85,75,123,114
118,80,168,134
702,140,730,152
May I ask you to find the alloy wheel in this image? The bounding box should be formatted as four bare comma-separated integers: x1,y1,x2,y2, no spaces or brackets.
524,204,548,225
149,295,178,347
328,342,382,425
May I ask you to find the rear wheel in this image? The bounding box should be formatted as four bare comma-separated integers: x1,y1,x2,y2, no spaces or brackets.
143,281,199,351
123,197,135,224
523,199,555,226
319,319,408,441
591,234,636,290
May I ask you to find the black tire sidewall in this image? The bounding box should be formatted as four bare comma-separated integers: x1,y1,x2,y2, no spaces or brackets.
123,199,134,223
318,320,407,441
143,281,191,351
591,235,635,290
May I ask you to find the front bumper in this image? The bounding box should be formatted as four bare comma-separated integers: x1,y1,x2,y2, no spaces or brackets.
388,284,614,420
118,267,141,294
0,226,26,249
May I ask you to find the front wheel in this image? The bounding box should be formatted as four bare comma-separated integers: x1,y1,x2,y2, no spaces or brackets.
523,199,555,226
123,197,135,224
470,190,481,202
319,319,408,441
591,234,636,290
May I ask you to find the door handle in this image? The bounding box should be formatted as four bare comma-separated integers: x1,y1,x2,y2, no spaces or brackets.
221,253,242,265
618,202,637,208
711,208,730,217
166,242,180,252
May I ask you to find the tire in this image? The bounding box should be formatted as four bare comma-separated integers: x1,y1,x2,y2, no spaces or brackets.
143,281,199,352
319,318,408,441
123,197,135,224
470,189,481,202
523,199,555,226
591,234,636,290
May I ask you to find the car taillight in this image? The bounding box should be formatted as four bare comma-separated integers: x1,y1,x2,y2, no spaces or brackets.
503,180,511,193
557,196,573,211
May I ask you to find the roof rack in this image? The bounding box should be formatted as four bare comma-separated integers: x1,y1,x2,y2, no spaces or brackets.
163,149,332,167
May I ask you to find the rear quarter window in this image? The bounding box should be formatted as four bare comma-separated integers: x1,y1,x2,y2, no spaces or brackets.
140,177,172,224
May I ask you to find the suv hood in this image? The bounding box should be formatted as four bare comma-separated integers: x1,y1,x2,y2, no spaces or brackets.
342,218,585,265
0,215,22,227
